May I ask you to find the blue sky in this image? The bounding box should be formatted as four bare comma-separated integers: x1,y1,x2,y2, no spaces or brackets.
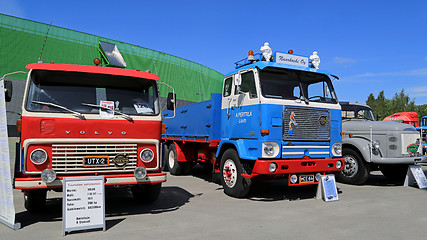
2,0,427,104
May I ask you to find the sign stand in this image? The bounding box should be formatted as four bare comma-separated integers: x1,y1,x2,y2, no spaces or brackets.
0,79,21,230
316,174,339,202
62,176,105,236
404,165,427,189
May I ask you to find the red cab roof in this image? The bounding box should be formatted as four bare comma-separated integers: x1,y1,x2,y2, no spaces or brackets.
26,62,159,81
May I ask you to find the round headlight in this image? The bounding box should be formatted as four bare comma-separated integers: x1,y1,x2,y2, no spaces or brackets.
30,149,48,165
264,144,274,156
373,140,380,150
140,149,154,162
332,143,342,156
336,160,343,169
134,167,147,180
290,174,298,184
41,169,56,183
268,162,277,173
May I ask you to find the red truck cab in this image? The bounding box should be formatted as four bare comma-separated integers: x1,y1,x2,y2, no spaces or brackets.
383,112,419,127
14,62,166,212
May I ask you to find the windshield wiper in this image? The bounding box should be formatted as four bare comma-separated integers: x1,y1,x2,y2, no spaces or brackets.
32,101,86,120
81,103,134,122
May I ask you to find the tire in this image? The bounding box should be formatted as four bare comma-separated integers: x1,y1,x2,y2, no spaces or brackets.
162,144,169,171
131,183,162,204
380,164,409,182
220,149,252,198
167,144,183,175
167,144,192,175
24,189,47,213
335,148,369,184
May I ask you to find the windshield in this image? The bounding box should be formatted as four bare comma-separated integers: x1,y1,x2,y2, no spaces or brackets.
422,118,427,127
259,68,338,104
26,70,159,115
341,104,375,121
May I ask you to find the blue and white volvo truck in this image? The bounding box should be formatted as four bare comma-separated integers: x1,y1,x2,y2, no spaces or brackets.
162,43,344,197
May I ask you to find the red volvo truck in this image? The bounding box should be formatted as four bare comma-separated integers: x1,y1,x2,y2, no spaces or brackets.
13,62,167,212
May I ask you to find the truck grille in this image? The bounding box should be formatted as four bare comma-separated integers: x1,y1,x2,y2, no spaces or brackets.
51,143,138,174
283,106,330,141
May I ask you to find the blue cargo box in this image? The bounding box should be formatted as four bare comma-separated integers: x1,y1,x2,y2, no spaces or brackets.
162,93,222,141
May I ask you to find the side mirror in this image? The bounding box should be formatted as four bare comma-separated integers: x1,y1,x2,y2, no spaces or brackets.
3,80,12,102
167,92,176,111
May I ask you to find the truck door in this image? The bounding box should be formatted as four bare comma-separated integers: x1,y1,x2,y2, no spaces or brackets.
228,70,259,139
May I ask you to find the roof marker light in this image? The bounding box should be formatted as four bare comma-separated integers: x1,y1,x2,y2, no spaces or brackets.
94,58,101,66
288,50,294,54
248,50,255,61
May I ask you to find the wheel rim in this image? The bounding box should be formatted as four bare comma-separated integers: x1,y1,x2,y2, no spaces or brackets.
222,159,237,188
168,150,175,169
342,155,358,177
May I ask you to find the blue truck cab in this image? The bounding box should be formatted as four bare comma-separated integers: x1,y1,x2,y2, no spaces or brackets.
163,44,344,197
416,116,427,154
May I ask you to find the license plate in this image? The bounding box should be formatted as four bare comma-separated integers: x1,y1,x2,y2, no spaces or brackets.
83,156,110,167
300,174,314,183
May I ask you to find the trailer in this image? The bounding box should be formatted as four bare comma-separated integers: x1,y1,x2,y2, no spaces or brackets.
163,43,344,197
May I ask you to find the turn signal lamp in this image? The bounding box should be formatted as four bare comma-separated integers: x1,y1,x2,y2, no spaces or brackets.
288,50,294,54
162,123,166,134
16,119,22,133
248,50,255,61
261,129,269,136
94,58,101,66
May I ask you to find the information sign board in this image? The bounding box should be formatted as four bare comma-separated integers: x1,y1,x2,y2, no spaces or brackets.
316,174,339,202
62,176,105,236
275,52,309,68
0,79,20,230
404,165,427,189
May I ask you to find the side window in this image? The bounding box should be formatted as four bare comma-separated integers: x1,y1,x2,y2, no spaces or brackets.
223,77,232,97
236,71,257,98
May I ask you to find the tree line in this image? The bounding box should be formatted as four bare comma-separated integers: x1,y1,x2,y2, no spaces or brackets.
365,89,427,121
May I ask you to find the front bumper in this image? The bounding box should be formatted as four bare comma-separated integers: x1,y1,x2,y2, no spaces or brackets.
14,172,167,189
243,158,344,178
371,155,427,164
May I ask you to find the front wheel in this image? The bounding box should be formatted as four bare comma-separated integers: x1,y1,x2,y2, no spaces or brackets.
335,148,369,184
131,183,162,204
220,149,252,198
24,189,47,213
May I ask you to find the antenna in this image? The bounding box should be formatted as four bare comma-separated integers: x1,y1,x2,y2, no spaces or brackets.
154,60,158,75
38,21,53,63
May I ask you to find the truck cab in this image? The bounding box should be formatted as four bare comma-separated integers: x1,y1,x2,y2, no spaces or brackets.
338,102,426,184
15,62,167,212
163,44,344,197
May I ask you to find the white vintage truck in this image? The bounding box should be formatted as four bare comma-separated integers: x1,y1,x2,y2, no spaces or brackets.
337,102,427,184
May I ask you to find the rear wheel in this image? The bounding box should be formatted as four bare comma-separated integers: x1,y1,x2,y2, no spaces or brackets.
380,164,409,182
131,183,162,204
335,148,369,184
167,144,192,175
24,189,47,213
220,149,252,198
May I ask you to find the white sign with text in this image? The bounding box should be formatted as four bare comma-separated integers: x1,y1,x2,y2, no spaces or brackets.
316,174,339,202
0,80,20,230
404,165,427,189
63,176,105,236
276,52,309,68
